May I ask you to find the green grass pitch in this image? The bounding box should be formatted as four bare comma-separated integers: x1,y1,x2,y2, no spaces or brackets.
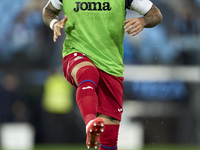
33,144,200,150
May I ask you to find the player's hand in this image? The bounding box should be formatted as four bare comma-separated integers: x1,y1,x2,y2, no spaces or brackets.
53,16,68,42
124,18,145,36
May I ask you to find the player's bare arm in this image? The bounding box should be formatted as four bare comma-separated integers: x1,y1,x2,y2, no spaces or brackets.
43,1,68,42
141,5,163,28
43,1,60,28
124,5,162,36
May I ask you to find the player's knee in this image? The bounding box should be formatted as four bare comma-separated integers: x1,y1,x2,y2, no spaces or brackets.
76,66,99,100
76,65,99,87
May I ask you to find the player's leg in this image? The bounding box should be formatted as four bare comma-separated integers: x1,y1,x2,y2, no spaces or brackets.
96,70,124,150
97,114,120,150
63,52,105,148
71,61,99,125
70,60,105,149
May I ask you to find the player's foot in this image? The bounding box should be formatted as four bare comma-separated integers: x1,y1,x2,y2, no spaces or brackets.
86,118,105,149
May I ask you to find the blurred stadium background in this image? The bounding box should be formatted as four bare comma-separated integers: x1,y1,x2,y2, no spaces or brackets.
0,0,200,150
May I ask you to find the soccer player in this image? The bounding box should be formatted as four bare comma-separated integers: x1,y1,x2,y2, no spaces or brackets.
42,0,162,149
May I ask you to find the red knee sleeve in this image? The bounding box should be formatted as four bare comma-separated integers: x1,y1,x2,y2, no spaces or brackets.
99,125,120,150
76,66,99,125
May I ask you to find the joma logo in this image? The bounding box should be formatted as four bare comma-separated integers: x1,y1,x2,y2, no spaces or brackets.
74,2,112,12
